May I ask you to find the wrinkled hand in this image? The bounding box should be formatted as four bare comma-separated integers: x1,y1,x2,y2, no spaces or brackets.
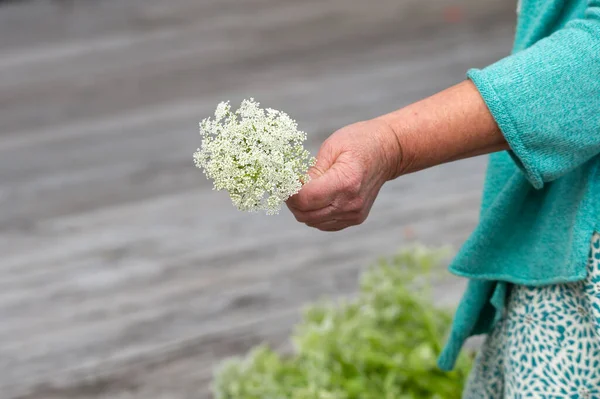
287,118,402,231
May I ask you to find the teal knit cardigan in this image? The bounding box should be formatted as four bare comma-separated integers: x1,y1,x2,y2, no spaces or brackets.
438,0,600,370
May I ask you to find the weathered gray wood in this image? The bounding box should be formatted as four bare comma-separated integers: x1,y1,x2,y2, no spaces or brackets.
0,0,516,397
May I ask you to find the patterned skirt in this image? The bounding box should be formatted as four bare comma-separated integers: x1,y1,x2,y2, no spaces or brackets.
463,232,600,398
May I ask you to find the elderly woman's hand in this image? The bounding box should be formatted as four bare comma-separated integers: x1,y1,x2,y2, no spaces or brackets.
286,118,402,231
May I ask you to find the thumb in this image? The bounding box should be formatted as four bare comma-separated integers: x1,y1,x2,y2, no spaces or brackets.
308,138,338,180
307,154,330,180
288,149,340,211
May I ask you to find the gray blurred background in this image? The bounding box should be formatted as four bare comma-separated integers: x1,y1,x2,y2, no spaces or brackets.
0,0,516,398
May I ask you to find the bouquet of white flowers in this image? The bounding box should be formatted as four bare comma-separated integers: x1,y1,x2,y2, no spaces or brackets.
194,99,315,215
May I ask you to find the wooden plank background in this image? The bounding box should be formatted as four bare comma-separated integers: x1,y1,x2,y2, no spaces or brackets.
0,0,516,397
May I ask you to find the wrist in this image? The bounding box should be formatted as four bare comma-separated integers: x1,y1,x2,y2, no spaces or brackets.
374,81,506,178
373,113,411,180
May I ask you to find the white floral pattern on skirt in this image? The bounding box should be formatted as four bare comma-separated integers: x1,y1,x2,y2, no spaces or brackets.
463,232,600,399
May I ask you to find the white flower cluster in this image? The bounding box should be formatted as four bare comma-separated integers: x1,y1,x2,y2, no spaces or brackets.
194,99,314,215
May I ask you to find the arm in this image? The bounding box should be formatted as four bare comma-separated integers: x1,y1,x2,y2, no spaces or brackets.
288,0,600,230
378,80,508,178
286,81,505,231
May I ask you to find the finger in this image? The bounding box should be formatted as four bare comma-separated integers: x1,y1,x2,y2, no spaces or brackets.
289,204,334,223
320,225,346,232
291,205,360,225
310,139,337,179
288,162,329,207
307,219,352,232
307,160,327,180
287,167,343,212
305,216,355,228
287,142,339,212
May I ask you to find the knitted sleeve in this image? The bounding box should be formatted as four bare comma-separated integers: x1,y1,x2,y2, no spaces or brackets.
468,0,600,189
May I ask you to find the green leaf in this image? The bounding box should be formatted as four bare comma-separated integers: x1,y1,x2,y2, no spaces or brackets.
213,246,473,399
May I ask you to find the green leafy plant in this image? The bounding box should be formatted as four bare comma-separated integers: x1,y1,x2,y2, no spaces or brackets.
213,246,474,399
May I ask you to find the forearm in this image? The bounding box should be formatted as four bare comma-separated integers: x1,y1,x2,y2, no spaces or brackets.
377,80,508,179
